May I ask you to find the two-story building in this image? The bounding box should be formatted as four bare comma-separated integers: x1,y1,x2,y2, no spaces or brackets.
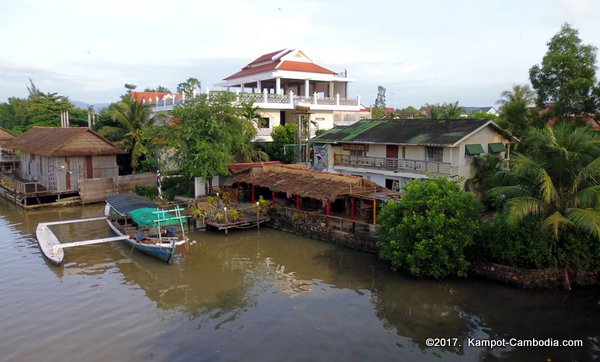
310,118,516,190
216,48,365,141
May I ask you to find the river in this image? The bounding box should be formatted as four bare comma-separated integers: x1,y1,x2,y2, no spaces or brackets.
0,199,598,361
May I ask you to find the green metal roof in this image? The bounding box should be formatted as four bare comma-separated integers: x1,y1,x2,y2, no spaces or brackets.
129,207,180,227
488,142,506,153
311,118,491,146
465,144,485,155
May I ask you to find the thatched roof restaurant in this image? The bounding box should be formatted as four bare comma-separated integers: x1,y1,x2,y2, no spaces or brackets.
232,164,397,202
0,126,15,146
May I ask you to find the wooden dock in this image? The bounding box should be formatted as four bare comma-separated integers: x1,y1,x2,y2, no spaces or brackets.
204,212,269,234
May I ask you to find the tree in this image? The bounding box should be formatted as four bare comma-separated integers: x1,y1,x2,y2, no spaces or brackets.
98,95,156,172
496,84,538,138
378,177,482,278
490,122,600,288
261,124,297,164
234,101,269,163
529,23,600,121
162,92,259,193
441,101,463,118
124,84,137,91
177,77,201,97
374,85,386,108
144,85,171,93
421,103,443,119
0,80,75,133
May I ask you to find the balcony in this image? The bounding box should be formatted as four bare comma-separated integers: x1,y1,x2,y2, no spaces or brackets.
333,153,458,176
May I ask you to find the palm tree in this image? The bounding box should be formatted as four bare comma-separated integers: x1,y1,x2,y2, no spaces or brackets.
491,122,600,288
233,101,269,162
442,101,464,118
497,84,536,108
98,96,156,172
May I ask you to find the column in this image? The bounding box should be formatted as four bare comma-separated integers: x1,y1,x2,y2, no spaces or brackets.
257,80,262,93
272,191,276,206
351,197,355,220
275,77,281,95
328,81,334,98
251,185,255,204
304,79,310,97
240,83,244,93
296,195,300,210
326,198,331,216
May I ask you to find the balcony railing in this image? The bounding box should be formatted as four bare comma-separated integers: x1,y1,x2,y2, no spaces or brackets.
236,91,358,107
334,154,458,176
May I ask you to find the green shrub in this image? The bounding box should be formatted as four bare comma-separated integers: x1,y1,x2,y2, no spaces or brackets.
135,186,158,200
377,177,482,278
161,176,194,200
470,214,600,272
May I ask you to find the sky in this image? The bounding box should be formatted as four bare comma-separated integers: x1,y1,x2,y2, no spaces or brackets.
1,0,599,108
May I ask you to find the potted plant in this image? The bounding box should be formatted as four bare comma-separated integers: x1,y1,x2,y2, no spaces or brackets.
319,215,327,227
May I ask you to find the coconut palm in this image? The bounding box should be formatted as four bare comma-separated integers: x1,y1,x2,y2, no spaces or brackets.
497,84,536,108
98,96,156,172
491,122,600,288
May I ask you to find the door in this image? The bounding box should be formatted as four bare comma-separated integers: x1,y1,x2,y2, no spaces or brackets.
85,156,93,179
280,110,286,125
386,145,399,169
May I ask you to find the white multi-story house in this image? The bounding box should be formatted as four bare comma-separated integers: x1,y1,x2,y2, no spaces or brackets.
310,118,516,190
216,48,365,141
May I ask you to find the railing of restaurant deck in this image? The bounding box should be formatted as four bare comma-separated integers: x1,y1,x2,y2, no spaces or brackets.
333,153,458,176
276,206,379,235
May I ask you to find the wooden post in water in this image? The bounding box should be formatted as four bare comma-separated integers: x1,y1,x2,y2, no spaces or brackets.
256,201,260,230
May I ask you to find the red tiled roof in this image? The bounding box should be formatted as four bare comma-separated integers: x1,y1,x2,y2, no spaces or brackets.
224,49,336,81
224,62,279,80
248,49,288,65
278,61,335,74
130,91,183,103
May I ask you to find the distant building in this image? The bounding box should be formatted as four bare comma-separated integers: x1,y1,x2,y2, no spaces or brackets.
310,118,516,190
461,106,498,117
216,48,364,141
130,91,186,112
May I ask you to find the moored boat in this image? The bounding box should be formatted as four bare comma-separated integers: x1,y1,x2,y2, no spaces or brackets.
36,194,188,265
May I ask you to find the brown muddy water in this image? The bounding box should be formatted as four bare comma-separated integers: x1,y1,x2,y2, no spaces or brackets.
0,199,599,362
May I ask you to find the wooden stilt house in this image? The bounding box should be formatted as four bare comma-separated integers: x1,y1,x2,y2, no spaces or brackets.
6,127,124,193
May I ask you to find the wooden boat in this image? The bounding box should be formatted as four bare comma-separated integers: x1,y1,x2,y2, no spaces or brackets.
36,194,188,265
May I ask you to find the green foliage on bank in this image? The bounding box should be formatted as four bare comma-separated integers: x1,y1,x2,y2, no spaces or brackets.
377,177,482,278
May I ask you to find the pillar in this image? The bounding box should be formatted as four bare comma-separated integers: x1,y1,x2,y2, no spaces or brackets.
251,184,255,204
326,198,331,216
276,77,281,95
329,81,334,97
272,191,276,206
257,80,262,93
351,197,355,220
372,199,377,225
296,194,300,210
304,79,310,97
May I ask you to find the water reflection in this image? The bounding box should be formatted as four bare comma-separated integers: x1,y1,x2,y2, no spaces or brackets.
1,200,599,361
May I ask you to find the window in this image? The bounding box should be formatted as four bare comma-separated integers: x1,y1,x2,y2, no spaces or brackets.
488,142,506,154
350,150,364,157
257,117,270,128
426,147,443,162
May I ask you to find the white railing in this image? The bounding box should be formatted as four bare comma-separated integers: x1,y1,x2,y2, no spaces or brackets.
334,154,459,176
149,90,360,112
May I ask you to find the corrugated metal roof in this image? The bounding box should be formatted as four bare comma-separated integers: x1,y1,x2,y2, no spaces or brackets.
311,118,492,146
6,126,125,157
106,193,159,214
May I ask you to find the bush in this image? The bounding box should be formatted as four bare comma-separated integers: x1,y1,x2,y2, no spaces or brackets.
161,176,194,200
377,177,482,278
471,214,600,272
135,186,158,200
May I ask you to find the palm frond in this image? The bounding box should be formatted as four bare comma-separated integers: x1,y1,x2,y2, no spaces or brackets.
506,196,547,225
536,167,558,204
566,208,600,240
572,156,600,193
572,185,600,209
541,211,572,240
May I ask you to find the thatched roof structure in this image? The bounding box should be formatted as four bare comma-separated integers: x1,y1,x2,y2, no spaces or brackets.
0,127,15,146
233,165,390,201
227,161,282,174
6,127,124,157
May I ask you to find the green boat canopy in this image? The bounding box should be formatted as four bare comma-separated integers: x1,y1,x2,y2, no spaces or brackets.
488,142,507,153
129,207,181,227
465,144,485,155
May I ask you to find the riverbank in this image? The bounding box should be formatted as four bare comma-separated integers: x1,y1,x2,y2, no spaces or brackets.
266,211,600,289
